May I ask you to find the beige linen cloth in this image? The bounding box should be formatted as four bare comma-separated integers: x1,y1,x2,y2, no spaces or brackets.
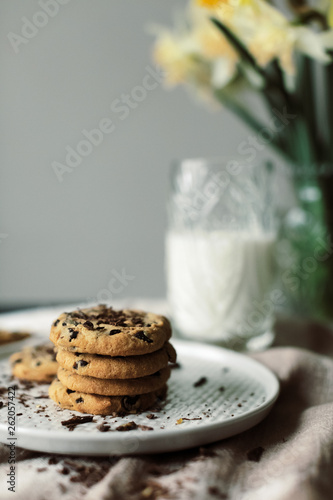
1,318,333,500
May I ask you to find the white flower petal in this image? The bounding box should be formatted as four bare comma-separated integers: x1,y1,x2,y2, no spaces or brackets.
211,58,236,88
295,27,332,63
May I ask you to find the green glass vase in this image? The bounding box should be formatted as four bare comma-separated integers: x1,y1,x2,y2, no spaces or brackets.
276,166,333,321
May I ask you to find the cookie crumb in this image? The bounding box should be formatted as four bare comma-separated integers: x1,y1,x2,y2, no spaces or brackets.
138,424,154,431
116,421,138,431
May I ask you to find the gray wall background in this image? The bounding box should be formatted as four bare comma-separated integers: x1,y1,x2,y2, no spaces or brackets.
0,0,255,307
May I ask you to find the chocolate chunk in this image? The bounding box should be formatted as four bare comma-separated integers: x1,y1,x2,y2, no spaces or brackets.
62,322,67,326
48,457,59,465
193,377,207,388
71,310,88,319
121,395,140,411
170,362,181,369
116,421,138,431
61,416,94,431
109,329,121,335
0,402,3,409
13,358,22,364
83,321,94,329
219,386,225,392
97,423,111,432
60,467,70,475
247,446,265,462
96,327,106,331
134,331,153,343
146,413,158,420
53,319,60,327
73,362,78,370
115,320,127,327
76,397,84,404
79,360,88,367
66,388,75,394
68,328,78,341
137,425,153,431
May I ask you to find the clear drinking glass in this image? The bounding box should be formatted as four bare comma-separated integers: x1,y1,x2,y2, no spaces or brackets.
166,157,277,351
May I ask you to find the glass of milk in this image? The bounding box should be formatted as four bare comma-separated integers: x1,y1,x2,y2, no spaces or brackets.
166,157,277,351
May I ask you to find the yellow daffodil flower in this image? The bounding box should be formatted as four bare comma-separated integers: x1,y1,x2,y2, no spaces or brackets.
197,0,252,8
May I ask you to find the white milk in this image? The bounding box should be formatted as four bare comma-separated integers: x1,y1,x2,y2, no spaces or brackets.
166,230,276,343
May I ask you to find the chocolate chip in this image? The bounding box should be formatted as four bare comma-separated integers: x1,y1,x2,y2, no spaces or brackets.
73,363,78,370
194,377,207,388
76,397,84,404
134,331,153,343
121,395,140,411
115,320,127,327
71,310,88,319
146,324,151,327
53,319,60,327
13,358,22,364
96,327,105,331
35,361,42,367
83,321,94,329
109,329,121,335
66,388,75,394
97,423,110,432
0,402,3,409
68,328,78,341
79,360,88,367
62,322,67,326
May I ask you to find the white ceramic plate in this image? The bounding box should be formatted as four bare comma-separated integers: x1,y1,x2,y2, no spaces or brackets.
0,339,279,456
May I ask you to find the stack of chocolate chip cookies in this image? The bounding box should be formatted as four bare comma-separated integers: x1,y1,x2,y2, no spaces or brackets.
49,305,176,415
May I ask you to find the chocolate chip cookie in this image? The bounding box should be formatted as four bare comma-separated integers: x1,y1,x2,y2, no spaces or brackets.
10,344,57,383
50,305,172,356
56,342,176,379
49,379,167,415
57,365,170,396
0,330,31,346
